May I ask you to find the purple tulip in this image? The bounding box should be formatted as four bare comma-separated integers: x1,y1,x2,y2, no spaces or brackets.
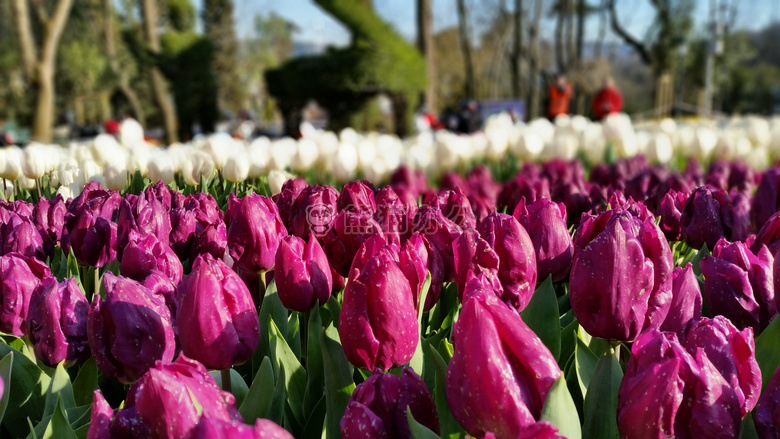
484,422,564,439
465,166,500,221
170,193,225,260
69,208,118,268
338,180,377,216
513,198,572,284
753,210,780,256
191,222,227,261
142,270,178,319
340,245,417,371
446,288,561,439
684,316,762,416
145,180,174,210
133,355,243,439
700,238,775,332
618,329,742,439
681,185,734,250
32,195,66,257
477,212,538,310
731,188,752,243
227,193,287,274
751,167,780,231
431,187,477,229
88,273,176,383
570,209,673,342
120,235,183,285
755,366,780,439
374,186,415,246
290,185,339,240
412,205,462,281
186,418,293,439
275,233,332,312
659,263,702,337
452,228,501,303
399,233,443,311
169,207,198,260
658,189,688,241
1,212,45,260
322,210,385,278
272,176,308,231
116,193,172,259
497,171,550,215
0,252,51,336
341,368,440,439
62,182,121,255
390,165,428,198
177,254,260,370
26,277,89,367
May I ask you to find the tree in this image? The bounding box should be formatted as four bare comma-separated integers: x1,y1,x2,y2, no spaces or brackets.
141,0,179,143
202,0,244,115
417,0,437,112
526,0,545,119
456,0,477,98
511,0,524,98
102,0,146,124
12,0,74,142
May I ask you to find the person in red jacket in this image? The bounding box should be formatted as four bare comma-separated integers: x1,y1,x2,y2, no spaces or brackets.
592,77,623,121
548,75,573,120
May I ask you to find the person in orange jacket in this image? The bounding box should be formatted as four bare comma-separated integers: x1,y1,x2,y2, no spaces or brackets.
548,75,573,119
592,77,623,121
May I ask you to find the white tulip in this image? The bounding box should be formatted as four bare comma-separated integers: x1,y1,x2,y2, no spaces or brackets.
376,135,402,171
127,143,151,177
147,152,176,185
203,133,234,170
1,146,23,180
119,118,144,148
292,138,319,172
646,131,673,164
81,159,104,184
223,152,250,183
528,118,555,144
19,176,36,190
332,142,358,182
693,127,718,159
268,169,295,195
181,150,215,187
269,137,296,171
104,161,128,191
91,134,122,166
580,124,606,164
1,178,12,200
357,139,377,172
247,137,270,178
58,158,84,188
516,128,545,159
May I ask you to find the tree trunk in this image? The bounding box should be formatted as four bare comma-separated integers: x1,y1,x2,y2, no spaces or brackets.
392,93,411,137
512,0,524,98
12,0,74,143
417,0,437,112
554,0,565,73
104,0,145,124
141,0,178,144
527,0,545,120
576,0,585,61
456,0,476,98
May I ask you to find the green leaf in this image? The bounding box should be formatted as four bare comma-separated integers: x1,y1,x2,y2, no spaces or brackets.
287,312,301,360
0,344,50,438
44,362,77,418
407,408,440,439
304,306,325,415
321,324,355,439
409,272,433,376
575,336,599,398
427,283,459,334
240,356,277,423
322,296,342,329
72,357,98,406
559,319,579,369
428,344,464,439
301,396,327,439
521,276,561,360
209,369,250,408
582,346,623,439
0,352,13,424
73,423,90,439
739,412,759,439
541,375,582,439
42,394,77,439
270,318,306,425
255,280,289,376
756,316,780,388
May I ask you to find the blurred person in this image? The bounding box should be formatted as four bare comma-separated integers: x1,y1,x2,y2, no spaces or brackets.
458,100,483,134
592,77,623,121
547,75,573,120
415,104,443,133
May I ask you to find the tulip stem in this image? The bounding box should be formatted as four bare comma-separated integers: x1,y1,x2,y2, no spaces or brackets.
23,336,36,364
35,178,42,200
301,310,309,368
94,268,100,300
0,178,5,200
257,270,267,309
221,369,232,393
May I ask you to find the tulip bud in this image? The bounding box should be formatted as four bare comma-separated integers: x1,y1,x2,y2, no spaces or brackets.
191,222,227,261
337,180,376,216
186,418,293,439
618,330,742,439
570,209,673,342
433,187,476,229
275,234,332,312
71,213,118,268
227,193,287,273
446,289,561,438
177,254,260,370
478,212,538,311
272,177,308,231
374,186,415,247
223,153,250,184
134,355,243,439
32,194,66,259
88,273,176,383
291,185,339,240
700,238,775,332
514,198,572,283
116,193,172,259
452,228,500,302
751,167,780,231
681,185,733,250
658,189,688,241
322,210,385,278
27,277,89,367
755,366,780,438
684,316,762,416
169,207,197,260
399,233,443,311
1,212,45,260
341,369,440,439
120,235,183,285
340,246,417,371
0,252,51,336
660,263,702,337
412,205,462,281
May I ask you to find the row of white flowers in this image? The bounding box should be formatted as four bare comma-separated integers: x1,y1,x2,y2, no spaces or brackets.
1,113,779,200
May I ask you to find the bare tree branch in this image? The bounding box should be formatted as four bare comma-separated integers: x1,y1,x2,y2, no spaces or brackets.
607,0,653,65
30,0,49,24
40,0,74,69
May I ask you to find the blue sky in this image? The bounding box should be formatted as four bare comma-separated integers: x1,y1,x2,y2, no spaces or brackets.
233,0,779,47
